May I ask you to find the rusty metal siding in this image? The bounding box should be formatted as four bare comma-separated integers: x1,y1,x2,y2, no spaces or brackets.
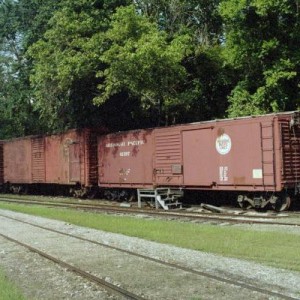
182,128,214,186
178,117,280,191
85,130,99,186
98,129,154,188
154,129,183,185
0,142,3,184
69,143,81,182
4,138,33,184
24,128,102,187
260,121,276,187
280,119,300,185
45,130,85,185
31,137,46,183
44,134,67,184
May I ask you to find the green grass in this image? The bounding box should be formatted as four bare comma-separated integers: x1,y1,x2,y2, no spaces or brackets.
1,202,300,272
0,269,25,300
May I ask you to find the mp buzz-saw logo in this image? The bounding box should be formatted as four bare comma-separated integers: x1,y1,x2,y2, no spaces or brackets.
216,133,232,155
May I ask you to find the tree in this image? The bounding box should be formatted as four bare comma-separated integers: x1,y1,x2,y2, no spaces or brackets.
96,5,192,125
220,0,300,117
134,0,222,45
132,0,231,123
28,0,131,131
0,0,64,138
178,45,234,123
0,0,36,138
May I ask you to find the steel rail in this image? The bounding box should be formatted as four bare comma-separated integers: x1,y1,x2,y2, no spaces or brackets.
0,213,298,300
0,197,299,227
0,194,282,219
0,231,144,300
0,195,283,219
0,195,288,220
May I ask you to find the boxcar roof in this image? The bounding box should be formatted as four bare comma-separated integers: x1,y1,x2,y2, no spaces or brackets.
104,110,299,136
2,111,298,141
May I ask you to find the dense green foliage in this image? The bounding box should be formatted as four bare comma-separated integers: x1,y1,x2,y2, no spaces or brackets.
0,0,64,137
220,0,300,116
96,5,192,125
0,0,299,137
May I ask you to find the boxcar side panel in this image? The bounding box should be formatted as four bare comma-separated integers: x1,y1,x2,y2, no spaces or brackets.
182,128,214,186
154,128,183,185
98,129,154,187
278,114,300,188
0,142,3,184
180,118,277,191
83,129,100,187
4,138,33,184
212,121,266,189
31,137,46,183
45,131,85,185
69,143,81,182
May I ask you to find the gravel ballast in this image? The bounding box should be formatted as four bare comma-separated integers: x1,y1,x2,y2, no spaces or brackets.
0,209,299,299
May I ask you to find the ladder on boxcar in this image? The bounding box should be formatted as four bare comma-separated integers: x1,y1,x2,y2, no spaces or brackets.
260,122,275,188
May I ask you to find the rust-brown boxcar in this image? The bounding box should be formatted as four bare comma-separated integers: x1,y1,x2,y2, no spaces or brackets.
98,111,300,210
2,128,101,196
44,129,99,188
155,111,300,210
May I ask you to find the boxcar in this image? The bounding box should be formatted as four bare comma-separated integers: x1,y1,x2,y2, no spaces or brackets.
98,111,300,211
2,128,101,196
44,129,99,191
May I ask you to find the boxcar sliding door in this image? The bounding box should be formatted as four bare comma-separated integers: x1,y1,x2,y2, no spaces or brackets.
69,143,81,182
182,129,214,186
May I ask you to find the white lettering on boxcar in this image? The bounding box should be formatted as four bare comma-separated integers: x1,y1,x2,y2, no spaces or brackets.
106,142,126,148
219,166,229,182
119,168,131,176
127,140,144,146
216,134,232,155
120,151,130,157
105,140,145,148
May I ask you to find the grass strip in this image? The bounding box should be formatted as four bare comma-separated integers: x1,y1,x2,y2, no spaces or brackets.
0,202,300,272
0,268,25,300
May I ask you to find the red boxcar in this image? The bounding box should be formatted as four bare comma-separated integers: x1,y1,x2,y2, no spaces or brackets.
44,129,99,188
98,111,300,210
2,129,101,196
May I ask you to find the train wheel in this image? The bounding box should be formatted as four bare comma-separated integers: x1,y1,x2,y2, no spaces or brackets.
237,195,252,210
271,194,291,212
87,188,98,199
238,201,252,210
128,191,136,202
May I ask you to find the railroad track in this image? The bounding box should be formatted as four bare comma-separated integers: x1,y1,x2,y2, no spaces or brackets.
0,212,298,300
0,232,143,300
0,196,300,227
